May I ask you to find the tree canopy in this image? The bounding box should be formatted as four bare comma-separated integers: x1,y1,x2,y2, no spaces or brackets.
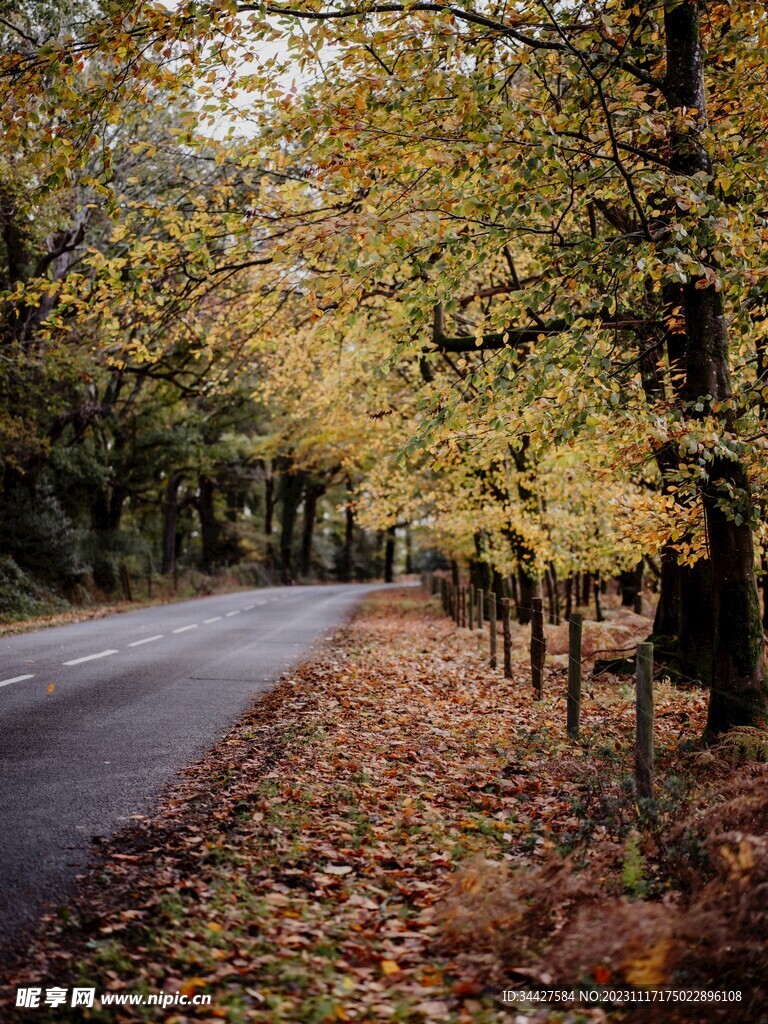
1,0,768,735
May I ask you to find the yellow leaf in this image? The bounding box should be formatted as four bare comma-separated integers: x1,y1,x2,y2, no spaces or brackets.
380,960,400,976
623,936,673,987
719,839,756,880
48,684,55,693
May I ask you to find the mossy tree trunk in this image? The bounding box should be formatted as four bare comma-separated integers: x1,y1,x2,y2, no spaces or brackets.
664,1,768,734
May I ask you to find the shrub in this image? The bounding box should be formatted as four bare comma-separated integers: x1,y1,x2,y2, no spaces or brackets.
0,555,69,620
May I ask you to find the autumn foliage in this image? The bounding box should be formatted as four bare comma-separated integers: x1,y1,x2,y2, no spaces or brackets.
2,590,765,1021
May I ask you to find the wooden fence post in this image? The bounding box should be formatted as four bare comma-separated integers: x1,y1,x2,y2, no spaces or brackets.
501,597,512,678
531,597,545,699
477,588,484,630
488,592,497,669
468,586,475,630
635,642,654,799
567,614,583,739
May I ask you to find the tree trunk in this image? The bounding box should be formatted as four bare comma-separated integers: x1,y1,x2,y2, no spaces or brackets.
404,523,413,574
650,546,680,659
472,532,492,591
279,468,305,585
476,560,492,591
384,526,396,583
92,484,126,533
492,568,505,604
704,480,767,732
340,482,354,581
516,567,537,626
671,558,714,687
619,560,644,608
545,563,559,625
161,472,182,575
198,475,221,573
593,574,603,623
633,561,644,615
450,558,459,588
664,2,768,733
619,572,634,607
225,487,244,524
299,481,324,578
581,572,592,606
263,461,275,570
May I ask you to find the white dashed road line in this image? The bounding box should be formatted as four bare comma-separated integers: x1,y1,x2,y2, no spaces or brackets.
0,674,34,688
63,650,119,666
3,598,267,689
128,635,164,647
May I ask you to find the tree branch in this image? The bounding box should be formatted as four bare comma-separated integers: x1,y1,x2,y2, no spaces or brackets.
258,3,567,52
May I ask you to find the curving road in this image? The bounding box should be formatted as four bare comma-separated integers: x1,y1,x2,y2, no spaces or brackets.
0,583,382,955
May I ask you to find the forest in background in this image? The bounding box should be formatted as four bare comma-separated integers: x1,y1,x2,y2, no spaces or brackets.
1,0,768,741
0,0,443,612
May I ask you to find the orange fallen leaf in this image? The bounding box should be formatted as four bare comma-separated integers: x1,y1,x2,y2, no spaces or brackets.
381,960,401,976
593,965,612,985
179,977,207,997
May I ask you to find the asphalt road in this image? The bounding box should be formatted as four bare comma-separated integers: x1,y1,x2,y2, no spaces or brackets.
0,582,382,954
